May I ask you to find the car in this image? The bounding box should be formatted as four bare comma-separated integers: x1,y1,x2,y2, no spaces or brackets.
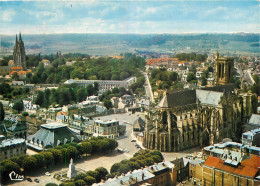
26,178,32,182
131,140,136,142
136,145,140,148
45,172,51,176
34,178,40,183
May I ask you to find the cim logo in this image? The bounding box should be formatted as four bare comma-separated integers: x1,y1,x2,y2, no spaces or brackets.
9,171,24,181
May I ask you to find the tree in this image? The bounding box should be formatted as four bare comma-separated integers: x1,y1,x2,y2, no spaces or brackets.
22,112,29,117
78,142,92,155
12,72,19,80
83,175,96,185
35,91,44,106
74,180,85,186
22,156,37,172
95,167,108,182
45,183,58,186
74,173,87,181
187,73,197,82
13,100,24,113
201,76,207,86
104,99,113,110
0,102,5,121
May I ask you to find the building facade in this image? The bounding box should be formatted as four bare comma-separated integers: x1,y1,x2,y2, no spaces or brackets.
13,33,26,70
64,77,137,94
0,138,26,161
93,119,119,138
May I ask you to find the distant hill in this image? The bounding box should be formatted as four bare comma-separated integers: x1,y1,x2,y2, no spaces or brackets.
0,33,259,56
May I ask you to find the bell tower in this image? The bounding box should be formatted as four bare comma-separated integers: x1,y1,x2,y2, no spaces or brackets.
214,52,234,85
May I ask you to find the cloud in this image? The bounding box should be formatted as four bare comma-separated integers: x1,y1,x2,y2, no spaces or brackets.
1,9,15,22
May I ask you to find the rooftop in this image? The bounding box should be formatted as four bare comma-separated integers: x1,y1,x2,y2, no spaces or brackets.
248,114,260,125
0,138,25,148
243,128,260,137
41,122,67,130
204,156,259,178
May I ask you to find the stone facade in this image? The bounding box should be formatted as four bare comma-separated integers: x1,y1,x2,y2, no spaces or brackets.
13,33,26,70
143,54,256,152
214,52,234,85
143,87,254,152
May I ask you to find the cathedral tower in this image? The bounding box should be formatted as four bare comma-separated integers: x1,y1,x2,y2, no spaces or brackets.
214,52,234,85
13,32,26,70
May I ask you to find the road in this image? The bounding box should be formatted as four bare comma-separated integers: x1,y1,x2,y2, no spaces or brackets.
143,72,154,103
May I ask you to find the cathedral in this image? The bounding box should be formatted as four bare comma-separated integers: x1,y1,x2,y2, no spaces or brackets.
143,53,256,152
12,33,26,69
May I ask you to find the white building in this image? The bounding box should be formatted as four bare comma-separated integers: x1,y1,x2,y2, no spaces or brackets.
64,77,137,94
93,119,119,138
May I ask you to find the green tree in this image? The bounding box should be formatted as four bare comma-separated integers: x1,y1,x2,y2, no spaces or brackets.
95,167,108,182
22,111,29,117
104,99,113,110
74,180,85,186
0,102,5,121
74,173,87,181
13,100,24,113
187,73,197,82
45,183,58,186
35,91,44,106
12,72,19,80
83,176,96,185
78,142,92,155
22,156,37,172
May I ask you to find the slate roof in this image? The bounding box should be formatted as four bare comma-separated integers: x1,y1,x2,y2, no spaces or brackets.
248,114,260,125
204,156,260,178
202,83,236,94
196,90,223,106
158,90,196,108
0,138,25,148
133,117,145,130
27,122,81,149
0,124,7,136
8,122,27,132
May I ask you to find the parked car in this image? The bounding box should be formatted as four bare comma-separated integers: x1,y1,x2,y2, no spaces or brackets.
34,178,40,183
131,140,136,142
45,172,51,176
26,178,32,182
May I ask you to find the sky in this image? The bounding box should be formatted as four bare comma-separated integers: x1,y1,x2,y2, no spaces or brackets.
0,0,259,34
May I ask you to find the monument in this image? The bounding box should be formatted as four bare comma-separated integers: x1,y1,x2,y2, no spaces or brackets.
67,158,77,179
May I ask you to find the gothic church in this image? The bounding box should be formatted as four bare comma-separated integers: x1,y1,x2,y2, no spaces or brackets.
13,33,26,69
143,53,256,152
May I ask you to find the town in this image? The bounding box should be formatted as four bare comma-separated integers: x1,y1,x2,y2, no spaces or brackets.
0,1,260,186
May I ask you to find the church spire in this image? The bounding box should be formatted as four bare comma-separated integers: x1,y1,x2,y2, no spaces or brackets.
16,34,18,42
19,32,22,41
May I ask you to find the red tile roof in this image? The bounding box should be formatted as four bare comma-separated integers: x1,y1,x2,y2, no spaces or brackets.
204,156,260,178
11,67,23,70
